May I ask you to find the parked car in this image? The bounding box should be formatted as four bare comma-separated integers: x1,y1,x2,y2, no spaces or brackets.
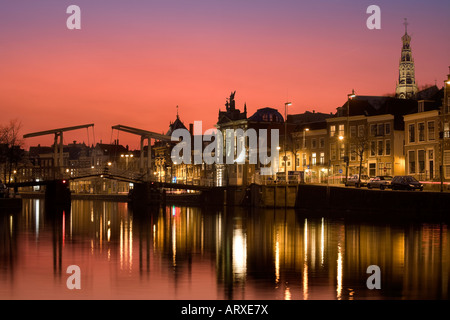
391,175,423,191
367,176,393,190
345,174,370,187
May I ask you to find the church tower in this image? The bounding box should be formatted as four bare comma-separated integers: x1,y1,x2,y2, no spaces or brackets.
395,19,418,99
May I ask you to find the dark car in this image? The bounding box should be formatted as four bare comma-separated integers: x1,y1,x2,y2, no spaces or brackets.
367,176,393,190
391,175,423,191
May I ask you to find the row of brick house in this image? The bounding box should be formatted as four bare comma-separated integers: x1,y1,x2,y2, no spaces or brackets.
276,81,450,187
10,76,450,191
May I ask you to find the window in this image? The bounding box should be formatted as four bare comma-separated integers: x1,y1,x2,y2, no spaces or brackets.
330,143,336,160
377,140,383,156
418,122,425,142
428,149,434,161
428,121,435,140
339,143,345,159
385,163,392,175
370,141,376,157
445,122,450,139
377,124,385,136
319,152,325,165
319,137,325,148
378,162,384,176
296,157,300,167
350,126,356,138
312,153,317,166
350,144,356,161
358,125,365,137
302,153,307,166
418,150,425,173
339,124,345,138
385,140,391,156
330,125,336,137
408,150,416,174
369,163,376,177
370,124,377,137
409,124,415,143
311,138,317,149
385,123,391,135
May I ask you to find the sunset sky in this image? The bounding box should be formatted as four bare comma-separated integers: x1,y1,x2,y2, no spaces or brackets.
1,0,449,149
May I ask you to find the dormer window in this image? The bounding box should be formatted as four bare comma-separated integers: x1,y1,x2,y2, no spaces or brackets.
418,100,424,113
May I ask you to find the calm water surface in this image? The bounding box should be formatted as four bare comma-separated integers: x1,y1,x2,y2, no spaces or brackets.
0,199,449,300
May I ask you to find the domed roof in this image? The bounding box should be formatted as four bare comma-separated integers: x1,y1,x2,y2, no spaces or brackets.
248,107,284,123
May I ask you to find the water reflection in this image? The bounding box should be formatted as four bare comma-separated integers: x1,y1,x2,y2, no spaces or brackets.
0,199,449,300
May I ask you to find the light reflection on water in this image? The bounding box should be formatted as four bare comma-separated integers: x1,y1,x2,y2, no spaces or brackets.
0,198,449,300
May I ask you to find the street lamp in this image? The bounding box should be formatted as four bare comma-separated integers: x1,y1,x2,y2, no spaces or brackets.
345,89,356,184
284,102,292,183
303,128,309,149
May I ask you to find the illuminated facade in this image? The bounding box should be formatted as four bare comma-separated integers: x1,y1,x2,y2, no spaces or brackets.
395,20,418,99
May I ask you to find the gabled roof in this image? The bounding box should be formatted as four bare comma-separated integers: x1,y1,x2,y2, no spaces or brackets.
416,85,440,100
287,111,332,124
335,99,379,117
294,121,328,132
28,145,54,156
166,116,187,136
94,143,128,156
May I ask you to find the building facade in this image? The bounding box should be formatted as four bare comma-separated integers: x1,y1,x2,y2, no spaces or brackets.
404,110,440,180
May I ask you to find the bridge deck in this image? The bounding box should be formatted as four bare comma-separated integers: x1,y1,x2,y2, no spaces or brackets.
7,174,218,192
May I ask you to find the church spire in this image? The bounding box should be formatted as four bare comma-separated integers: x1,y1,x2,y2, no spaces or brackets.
395,19,418,99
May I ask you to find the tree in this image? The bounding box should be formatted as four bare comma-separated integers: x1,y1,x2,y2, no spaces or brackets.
0,119,24,183
350,134,369,187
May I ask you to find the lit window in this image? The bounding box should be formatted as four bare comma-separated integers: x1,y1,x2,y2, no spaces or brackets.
330,125,336,137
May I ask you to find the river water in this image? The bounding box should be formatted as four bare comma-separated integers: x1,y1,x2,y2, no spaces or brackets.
0,198,448,300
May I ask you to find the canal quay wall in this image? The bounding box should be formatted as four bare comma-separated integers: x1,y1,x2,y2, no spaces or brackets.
296,184,450,212
242,184,450,217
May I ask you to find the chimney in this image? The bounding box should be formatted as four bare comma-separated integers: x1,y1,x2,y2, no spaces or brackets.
189,123,194,135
